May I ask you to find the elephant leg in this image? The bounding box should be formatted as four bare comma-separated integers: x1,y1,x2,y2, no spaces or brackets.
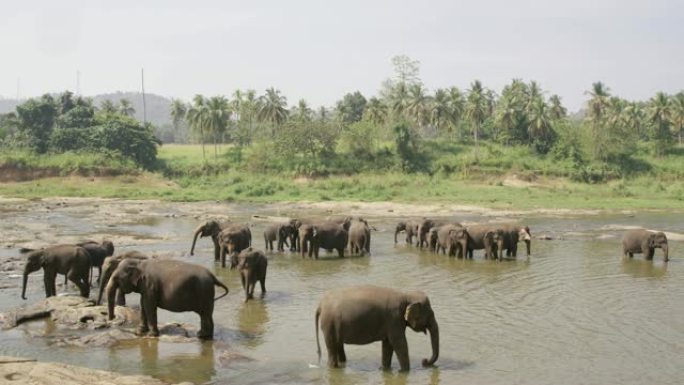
388,332,410,371
212,237,221,262
337,344,347,363
337,247,344,258
381,338,393,369
145,301,160,337
325,333,340,368
137,297,150,335
68,270,89,298
198,304,214,340
512,244,518,257
646,248,654,260
629,252,633,258
260,273,266,296
116,291,126,306
43,274,52,298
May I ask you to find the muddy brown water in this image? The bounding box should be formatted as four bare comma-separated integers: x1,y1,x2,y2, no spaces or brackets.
0,200,683,385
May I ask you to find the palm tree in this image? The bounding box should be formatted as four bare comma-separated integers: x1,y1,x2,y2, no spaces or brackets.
406,84,430,129
430,89,453,136
389,82,409,117
623,101,645,139
99,100,117,115
292,99,312,122
257,88,288,133
528,97,551,140
170,99,187,131
466,80,489,146
670,92,684,145
549,95,567,120
648,92,672,156
495,93,518,145
186,94,208,159
118,99,135,117
317,106,329,122
205,96,230,158
585,82,611,159
448,87,465,135
364,97,388,126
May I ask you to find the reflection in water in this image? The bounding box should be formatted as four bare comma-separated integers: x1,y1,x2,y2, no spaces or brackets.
621,258,668,279
138,339,216,384
236,301,270,348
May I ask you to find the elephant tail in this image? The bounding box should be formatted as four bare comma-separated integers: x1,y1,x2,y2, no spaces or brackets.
213,276,229,301
315,306,321,363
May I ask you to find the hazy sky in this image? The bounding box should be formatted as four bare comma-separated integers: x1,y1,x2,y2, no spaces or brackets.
1,0,682,111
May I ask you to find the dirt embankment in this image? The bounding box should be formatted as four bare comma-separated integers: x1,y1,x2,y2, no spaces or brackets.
0,164,131,183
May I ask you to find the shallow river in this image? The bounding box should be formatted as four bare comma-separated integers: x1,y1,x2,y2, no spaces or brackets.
0,200,682,385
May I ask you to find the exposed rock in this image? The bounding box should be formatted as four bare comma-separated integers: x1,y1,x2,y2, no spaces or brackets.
51,329,139,348
0,355,169,385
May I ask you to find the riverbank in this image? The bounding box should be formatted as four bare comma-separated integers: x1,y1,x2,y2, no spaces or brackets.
0,355,174,385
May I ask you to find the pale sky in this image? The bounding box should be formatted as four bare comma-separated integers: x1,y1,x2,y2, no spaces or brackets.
1,0,682,111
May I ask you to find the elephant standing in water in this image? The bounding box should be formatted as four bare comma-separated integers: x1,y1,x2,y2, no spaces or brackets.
21,245,91,300
500,224,532,257
394,220,420,245
315,285,439,371
417,219,451,249
300,221,349,259
106,259,229,339
190,220,231,261
465,225,505,260
622,229,669,262
230,248,268,302
433,224,468,257
218,224,252,268
77,240,114,285
97,251,149,305
263,223,295,252
348,218,372,256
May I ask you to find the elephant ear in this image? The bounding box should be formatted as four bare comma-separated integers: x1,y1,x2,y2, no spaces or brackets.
405,302,428,334
123,261,143,288
648,233,657,248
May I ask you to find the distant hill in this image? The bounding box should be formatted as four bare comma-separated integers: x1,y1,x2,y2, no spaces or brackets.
0,92,173,127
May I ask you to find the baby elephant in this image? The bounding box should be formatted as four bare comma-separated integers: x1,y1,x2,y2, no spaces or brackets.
315,285,439,371
106,259,229,339
622,229,669,262
231,248,268,302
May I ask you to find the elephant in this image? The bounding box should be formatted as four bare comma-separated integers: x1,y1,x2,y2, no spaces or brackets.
499,224,532,257
326,216,353,229
300,222,349,259
315,285,439,371
230,248,268,302
263,223,294,252
622,229,669,262
417,219,450,249
348,217,372,256
77,240,114,285
288,218,308,252
106,259,229,340
190,220,232,261
394,220,420,245
96,250,149,305
433,224,468,257
21,245,91,300
218,224,252,268
465,225,505,260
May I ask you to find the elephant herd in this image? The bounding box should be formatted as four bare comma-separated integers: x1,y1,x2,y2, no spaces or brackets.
15,214,670,372
395,218,532,260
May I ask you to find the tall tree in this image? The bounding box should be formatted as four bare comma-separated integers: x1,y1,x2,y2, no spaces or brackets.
186,94,208,159
549,95,567,120
447,87,465,135
170,99,187,132
292,99,313,122
648,92,672,156
257,88,288,133
118,99,135,117
363,97,388,126
585,82,611,159
406,83,430,129
205,96,230,158
15,94,58,153
466,80,489,146
430,88,453,136
527,97,555,153
670,92,684,145
99,100,117,115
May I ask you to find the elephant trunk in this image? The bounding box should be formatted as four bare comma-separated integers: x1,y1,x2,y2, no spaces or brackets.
97,265,114,305
525,239,531,256
394,229,399,244
106,279,119,320
497,239,504,260
662,243,669,261
21,270,29,300
190,226,203,256
422,314,440,367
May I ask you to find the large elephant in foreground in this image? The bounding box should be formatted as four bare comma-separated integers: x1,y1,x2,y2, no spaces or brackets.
622,229,669,262
96,251,149,305
190,220,231,261
315,285,439,371
77,240,115,285
218,224,252,268
21,245,91,300
106,259,229,339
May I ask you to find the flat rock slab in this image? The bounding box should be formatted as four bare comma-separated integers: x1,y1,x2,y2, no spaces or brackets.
0,356,168,385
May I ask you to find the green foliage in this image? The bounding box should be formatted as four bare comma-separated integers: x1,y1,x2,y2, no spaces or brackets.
393,122,424,172
93,115,160,169
15,94,58,153
273,121,339,176
339,121,377,160
335,92,367,124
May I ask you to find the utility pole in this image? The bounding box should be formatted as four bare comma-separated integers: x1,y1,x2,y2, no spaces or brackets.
141,68,147,125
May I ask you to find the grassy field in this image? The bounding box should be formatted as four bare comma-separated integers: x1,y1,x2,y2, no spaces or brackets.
1,144,683,210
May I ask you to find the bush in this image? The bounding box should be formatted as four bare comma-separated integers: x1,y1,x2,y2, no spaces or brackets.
92,115,160,169
339,121,377,160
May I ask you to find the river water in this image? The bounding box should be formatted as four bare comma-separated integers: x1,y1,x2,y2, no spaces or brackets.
0,200,682,385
